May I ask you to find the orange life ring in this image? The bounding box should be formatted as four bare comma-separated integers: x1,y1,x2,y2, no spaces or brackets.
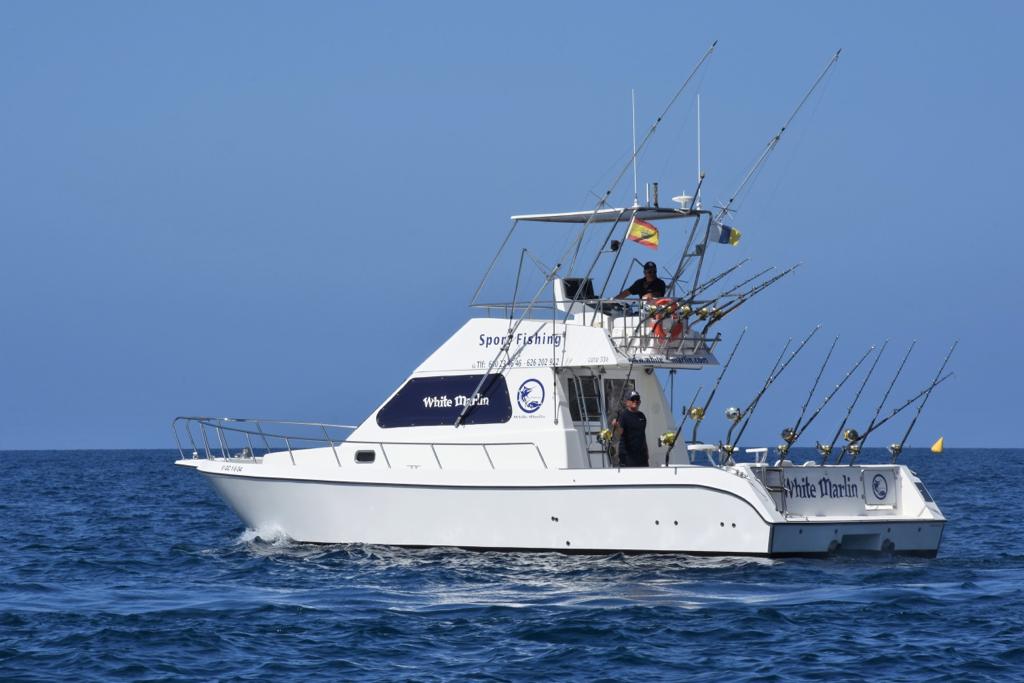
649,298,683,341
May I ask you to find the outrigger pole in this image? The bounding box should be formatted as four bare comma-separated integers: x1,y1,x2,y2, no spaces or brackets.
888,341,958,462
464,44,719,422
714,48,841,226
690,327,746,443
722,326,819,461
842,341,916,464
677,49,841,292
581,42,717,284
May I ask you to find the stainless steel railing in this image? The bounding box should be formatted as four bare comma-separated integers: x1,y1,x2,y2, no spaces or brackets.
172,416,549,469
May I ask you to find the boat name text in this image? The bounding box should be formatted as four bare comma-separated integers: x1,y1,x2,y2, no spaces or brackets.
785,474,860,499
422,394,490,408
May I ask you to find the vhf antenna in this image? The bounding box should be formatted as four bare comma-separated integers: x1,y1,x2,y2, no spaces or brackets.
888,341,958,462
690,328,747,443
844,341,916,464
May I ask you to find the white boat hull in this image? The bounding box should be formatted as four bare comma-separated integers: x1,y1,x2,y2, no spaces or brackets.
186,459,945,557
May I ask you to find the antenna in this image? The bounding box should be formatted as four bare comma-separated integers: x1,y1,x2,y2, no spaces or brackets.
632,89,639,207
697,93,702,207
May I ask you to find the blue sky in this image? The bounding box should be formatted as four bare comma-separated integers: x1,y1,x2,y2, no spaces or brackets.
2,1,1021,448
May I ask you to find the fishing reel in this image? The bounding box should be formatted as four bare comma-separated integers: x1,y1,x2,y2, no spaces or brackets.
725,406,742,423
815,441,832,457
776,442,791,456
688,406,705,422
598,428,613,444
678,304,693,317
781,427,797,445
658,431,677,447
842,428,860,443
710,307,726,321
847,442,862,457
888,443,902,458
720,443,737,465
696,307,711,320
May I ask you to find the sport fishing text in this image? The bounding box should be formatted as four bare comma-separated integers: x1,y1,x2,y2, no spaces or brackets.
422,394,490,408
479,332,563,349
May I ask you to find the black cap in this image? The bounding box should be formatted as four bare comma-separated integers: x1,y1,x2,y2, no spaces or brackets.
628,391,641,401
643,261,657,271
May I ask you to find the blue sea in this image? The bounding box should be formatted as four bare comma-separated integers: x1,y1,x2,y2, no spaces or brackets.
1,448,1022,681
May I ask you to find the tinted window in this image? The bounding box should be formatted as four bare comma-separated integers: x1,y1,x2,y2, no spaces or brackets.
376,374,513,428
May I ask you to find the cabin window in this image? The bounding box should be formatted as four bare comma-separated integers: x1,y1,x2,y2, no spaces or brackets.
376,374,513,428
567,376,601,422
355,450,376,464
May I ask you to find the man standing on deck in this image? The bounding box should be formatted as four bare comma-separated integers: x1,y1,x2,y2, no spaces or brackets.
611,391,649,468
616,261,666,300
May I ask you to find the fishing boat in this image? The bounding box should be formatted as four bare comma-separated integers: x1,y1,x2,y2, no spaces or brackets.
174,46,949,557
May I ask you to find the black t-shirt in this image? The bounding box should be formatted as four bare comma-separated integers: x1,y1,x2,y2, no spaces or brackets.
627,276,666,298
616,409,648,465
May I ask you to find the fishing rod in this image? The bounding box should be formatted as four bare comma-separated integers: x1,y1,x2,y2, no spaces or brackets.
690,328,747,443
888,341,958,462
835,372,954,461
674,266,774,324
687,259,750,299
845,341,916,464
699,264,800,334
777,335,838,456
723,326,819,460
816,343,882,464
662,385,703,466
781,342,872,458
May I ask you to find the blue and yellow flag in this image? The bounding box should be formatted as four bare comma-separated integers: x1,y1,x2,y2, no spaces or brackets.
627,217,659,250
710,220,741,246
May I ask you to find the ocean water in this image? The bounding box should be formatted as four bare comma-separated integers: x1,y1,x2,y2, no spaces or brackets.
1,448,1022,682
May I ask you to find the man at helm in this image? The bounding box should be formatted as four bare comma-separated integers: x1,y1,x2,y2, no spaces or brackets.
616,261,667,300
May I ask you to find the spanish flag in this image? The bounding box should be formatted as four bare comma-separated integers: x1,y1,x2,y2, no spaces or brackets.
627,217,660,250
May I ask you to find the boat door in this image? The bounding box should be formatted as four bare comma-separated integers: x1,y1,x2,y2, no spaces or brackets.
565,370,636,468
